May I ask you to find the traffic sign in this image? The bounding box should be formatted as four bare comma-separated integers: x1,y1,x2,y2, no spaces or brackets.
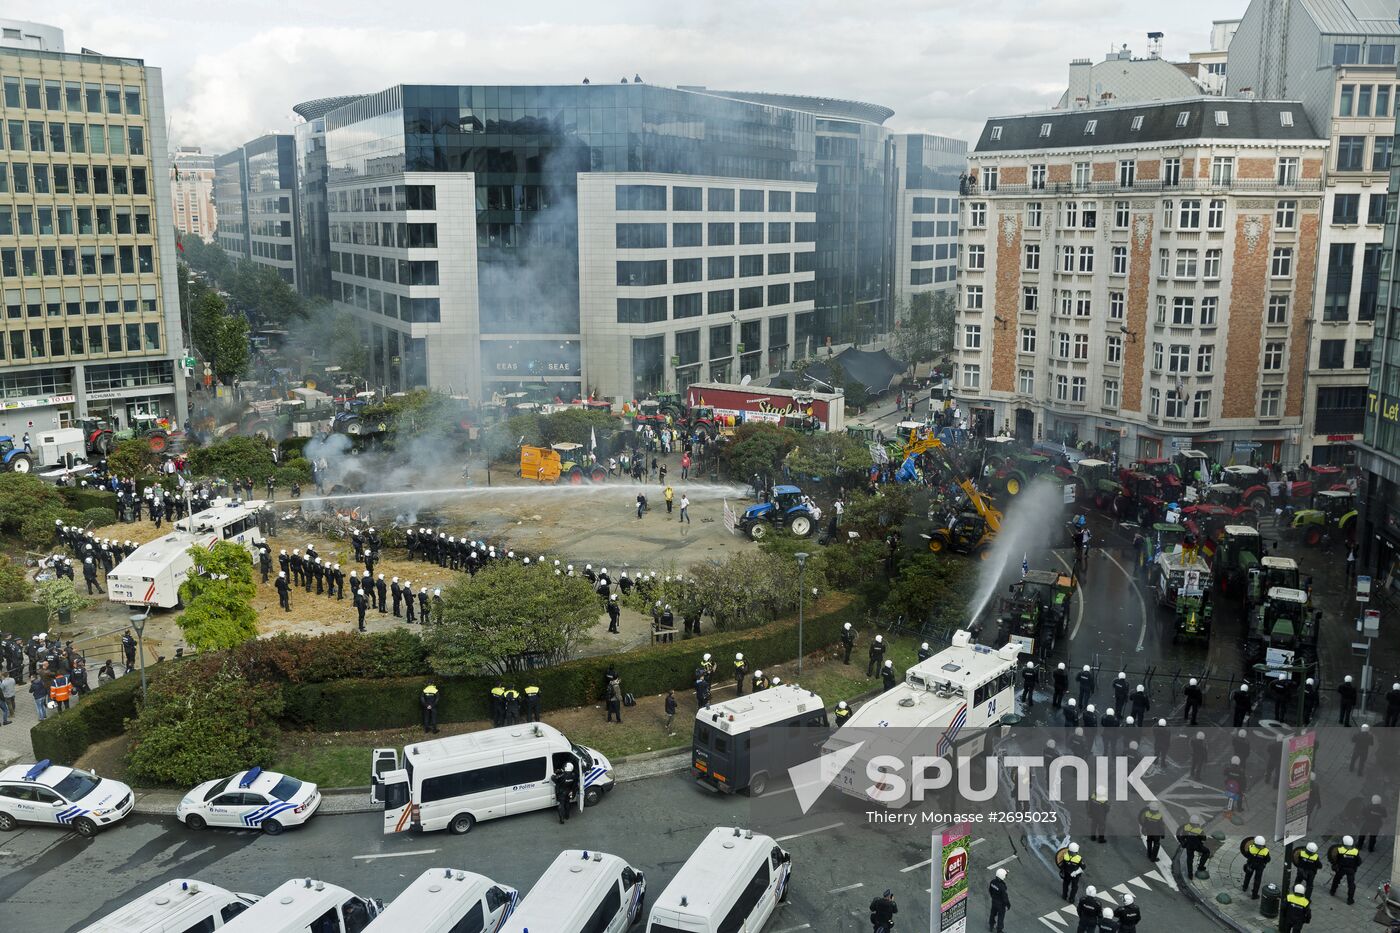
1363,609,1380,637
1356,575,1372,603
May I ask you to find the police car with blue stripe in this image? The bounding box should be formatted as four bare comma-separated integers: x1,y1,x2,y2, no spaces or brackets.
176,767,321,835
0,759,134,837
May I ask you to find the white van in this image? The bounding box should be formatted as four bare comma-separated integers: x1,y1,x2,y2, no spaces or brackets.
646,828,791,933
379,723,614,835
363,869,518,933
500,850,645,933
74,879,259,933
108,498,268,609
219,878,381,933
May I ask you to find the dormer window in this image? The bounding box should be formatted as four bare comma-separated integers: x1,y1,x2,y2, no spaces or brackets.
1131,115,1144,131
990,125,1003,140
1176,111,1190,127
1280,111,1294,127
1040,123,1052,138
1214,110,1229,126
1084,120,1097,135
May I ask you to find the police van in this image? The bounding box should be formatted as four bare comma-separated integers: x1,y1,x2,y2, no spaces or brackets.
500,850,645,933
74,879,259,933
108,498,268,609
219,878,381,933
378,722,614,835
645,827,791,933
0,759,134,836
825,630,1020,807
691,684,828,796
362,869,518,933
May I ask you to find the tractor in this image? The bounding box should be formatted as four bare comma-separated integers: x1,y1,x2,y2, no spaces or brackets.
1173,589,1212,644
1290,489,1357,546
739,484,821,540
1245,556,1301,615
1210,525,1261,597
519,443,607,485
1218,465,1274,513
1182,488,1258,541
997,569,1076,658
1149,549,1213,610
1131,457,1185,494
1172,449,1213,486
990,450,1052,499
1245,587,1318,684
76,418,115,457
924,478,1002,558
1067,458,1120,511
0,436,32,473
1114,471,1170,525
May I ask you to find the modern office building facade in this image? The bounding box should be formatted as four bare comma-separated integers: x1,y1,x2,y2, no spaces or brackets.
292,96,361,301
212,146,247,259
1228,0,1398,464
891,133,964,305
0,24,187,435
952,99,1326,464
311,83,949,401
170,145,215,242
1357,86,1400,589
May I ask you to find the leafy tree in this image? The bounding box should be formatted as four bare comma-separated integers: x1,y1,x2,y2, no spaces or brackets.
189,285,250,383
424,562,600,674
126,658,284,786
187,436,278,483
0,473,66,537
281,301,368,383
177,543,259,651
187,541,255,587
785,433,873,481
0,554,28,602
230,259,305,329
721,423,799,484
33,577,90,622
892,290,956,364
881,551,976,635
107,437,160,479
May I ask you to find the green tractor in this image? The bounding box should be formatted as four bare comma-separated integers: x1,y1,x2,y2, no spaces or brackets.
1212,525,1262,597
996,569,1076,658
991,450,1052,499
1244,587,1317,683
1068,458,1121,511
1174,589,1213,644
1290,490,1357,546
1245,556,1301,615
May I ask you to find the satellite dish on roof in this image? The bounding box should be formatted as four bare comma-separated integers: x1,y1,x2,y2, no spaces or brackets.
740,375,752,386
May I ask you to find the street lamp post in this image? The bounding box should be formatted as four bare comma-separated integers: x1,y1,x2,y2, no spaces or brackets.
795,552,809,676
128,612,148,702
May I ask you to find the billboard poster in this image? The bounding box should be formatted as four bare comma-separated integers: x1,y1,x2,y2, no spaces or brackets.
1275,731,1315,842
931,824,971,933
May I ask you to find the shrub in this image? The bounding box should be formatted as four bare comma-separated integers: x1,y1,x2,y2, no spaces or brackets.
31,675,141,765
186,436,279,483
0,556,29,602
278,436,311,459
126,659,284,786
79,507,118,529
229,629,429,684
274,457,313,485
19,507,79,551
32,577,90,622
60,488,120,514
0,601,48,638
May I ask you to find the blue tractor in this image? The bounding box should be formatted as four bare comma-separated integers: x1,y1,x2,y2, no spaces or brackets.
0,436,32,473
740,484,821,541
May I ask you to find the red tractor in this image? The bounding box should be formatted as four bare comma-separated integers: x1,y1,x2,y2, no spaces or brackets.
78,418,115,457
1182,484,1259,539
1114,470,1171,525
1218,465,1274,513
1130,457,1185,495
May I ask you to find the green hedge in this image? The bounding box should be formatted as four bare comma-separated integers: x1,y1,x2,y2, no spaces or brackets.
60,488,119,513
0,602,49,639
31,675,142,765
279,437,311,459
282,598,860,732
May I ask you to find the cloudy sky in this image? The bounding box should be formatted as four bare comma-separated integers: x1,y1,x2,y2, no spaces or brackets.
15,0,1238,153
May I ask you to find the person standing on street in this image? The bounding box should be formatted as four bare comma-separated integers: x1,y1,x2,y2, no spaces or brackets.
1359,795,1387,853
1138,803,1164,860
1231,683,1252,727
353,588,368,632
867,634,886,677
1350,723,1374,773
664,485,674,516
663,690,677,733
0,671,14,724
1385,682,1400,728
1053,663,1068,708
869,890,897,933
28,673,47,721
1075,886,1103,933
1338,675,1358,726
882,660,898,692
1183,678,1203,725
987,868,1010,933
1060,842,1084,901
1076,665,1095,707
841,623,856,665
1283,884,1312,933
1114,894,1140,933
679,493,691,524
552,761,577,824
275,571,291,612
122,631,136,672
733,653,748,695
1241,836,1271,898
606,673,623,723
1293,843,1322,899
48,670,71,711
524,683,541,722
607,594,621,633
420,684,440,734
1329,837,1361,904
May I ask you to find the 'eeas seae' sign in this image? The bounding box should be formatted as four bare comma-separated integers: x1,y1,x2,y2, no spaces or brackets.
684,382,845,432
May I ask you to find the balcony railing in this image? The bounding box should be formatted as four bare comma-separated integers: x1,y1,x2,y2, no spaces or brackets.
964,178,1323,197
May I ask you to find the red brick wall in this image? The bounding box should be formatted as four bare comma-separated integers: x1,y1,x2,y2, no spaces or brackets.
990,212,1020,393
1123,213,1154,412
1137,159,1160,181
1285,212,1320,417
1238,157,1275,180
1048,164,1071,184
1093,161,1115,182
1222,213,1271,419
1001,165,1027,185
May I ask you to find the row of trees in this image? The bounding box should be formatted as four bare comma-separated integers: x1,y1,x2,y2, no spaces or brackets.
178,236,307,331
720,423,874,485
184,268,250,384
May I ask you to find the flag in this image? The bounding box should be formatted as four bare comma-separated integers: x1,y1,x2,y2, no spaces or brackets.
936,704,969,757
1200,536,1217,561
176,239,184,252
1021,554,1029,578
589,426,597,455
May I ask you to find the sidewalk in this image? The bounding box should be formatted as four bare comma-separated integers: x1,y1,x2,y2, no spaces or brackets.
1182,835,1395,933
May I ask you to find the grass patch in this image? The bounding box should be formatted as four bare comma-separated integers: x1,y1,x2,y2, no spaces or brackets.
272,742,375,789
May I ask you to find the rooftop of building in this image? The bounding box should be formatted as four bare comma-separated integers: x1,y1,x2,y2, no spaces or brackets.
679,87,895,125
1298,0,1400,37
974,97,1323,153
292,96,368,122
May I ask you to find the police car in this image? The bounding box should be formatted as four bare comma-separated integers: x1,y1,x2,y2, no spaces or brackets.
0,759,134,837
175,767,321,834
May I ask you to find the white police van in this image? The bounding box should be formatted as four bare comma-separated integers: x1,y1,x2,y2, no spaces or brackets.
379,723,614,835
175,766,322,834
0,759,133,837
500,850,645,933
74,879,259,933
219,878,381,933
363,869,518,933
646,827,792,933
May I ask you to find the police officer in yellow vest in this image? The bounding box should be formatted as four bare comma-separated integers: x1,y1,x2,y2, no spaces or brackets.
733,653,749,695
1283,884,1312,933
490,683,506,728
1241,836,1271,899
1292,842,1321,899
1330,835,1362,904
834,700,852,726
502,687,521,726
1138,804,1164,859
1177,819,1210,880
524,684,541,722
1060,842,1085,902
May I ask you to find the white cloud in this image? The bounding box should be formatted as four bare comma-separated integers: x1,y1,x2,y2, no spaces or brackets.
6,0,1237,153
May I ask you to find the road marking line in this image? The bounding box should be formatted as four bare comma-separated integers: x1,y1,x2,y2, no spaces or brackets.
1096,890,1117,906
756,785,797,799
971,836,986,846
1101,549,1148,652
1128,875,1153,891
828,882,864,893
1040,909,1069,926
1040,917,1067,931
1113,883,1133,897
900,858,933,873
775,821,844,842
774,925,812,933
987,854,1019,870
1060,906,1078,917
352,848,438,861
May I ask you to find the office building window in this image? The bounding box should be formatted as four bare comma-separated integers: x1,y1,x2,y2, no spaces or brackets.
1200,296,1218,326
708,223,734,246
1374,137,1393,171
1109,292,1124,321
969,202,986,227
1318,339,1347,369
1260,388,1281,417
1197,344,1214,373
1114,201,1130,228
673,293,702,319
1055,375,1069,402
1271,248,1293,278
1106,335,1122,364
964,324,982,350
1323,243,1353,321
1192,391,1211,420
673,258,703,284
615,185,666,210
1020,327,1036,353
1210,157,1233,185
1203,249,1221,280
708,188,734,211
1022,287,1038,313
1103,379,1120,408
1024,244,1040,271
1275,200,1296,230
1207,199,1225,230
965,285,983,310
967,245,985,270
1267,294,1289,325
673,223,702,247
1118,160,1135,187
1026,202,1042,227
707,256,734,280
1334,193,1360,225
1263,341,1285,370
1172,297,1194,325
1336,136,1365,172
962,364,981,390
1019,369,1034,394
1368,193,1388,225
